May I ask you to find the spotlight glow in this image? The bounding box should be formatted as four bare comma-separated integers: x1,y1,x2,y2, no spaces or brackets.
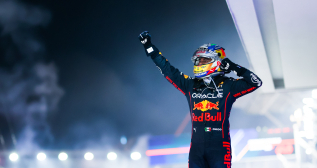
84,152,94,160
306,148,312,155
37,153,46,161
120,136,127,145
58,152,68,161
9,153,19,162
130,152,141,160
107,152,117,160
302,98,315,106
303,106,314,117
256,126,261,132
294,108,302,120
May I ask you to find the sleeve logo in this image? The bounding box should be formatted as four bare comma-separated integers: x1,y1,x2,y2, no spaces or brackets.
146,47,154,53
250,73,262,86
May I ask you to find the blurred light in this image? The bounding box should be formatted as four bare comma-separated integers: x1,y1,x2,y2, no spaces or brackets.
302,106,315,139
303,106,314,117
120,136,127,145
107,152,117,160
37,153,46,161
248,137,282,152
267,129,274,134
312,89,317,99
303,121,314,139
9,153,19,162
306,148,312,155
263,145,273,151
290,114,295,122
294,108,302,120
274,128,281,133
256,126,261,132
262,126,268,132
84,152,94,160
130,152,141,160
58,152,68,161
305,132,314,139
268,128,291,134
282,127,290,133
302,98,315,106
146,147,190,156
274,139,295,155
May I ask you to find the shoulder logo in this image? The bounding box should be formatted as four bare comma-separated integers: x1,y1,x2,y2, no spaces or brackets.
156,66,164,76
218,81,224,87
180,72,191,79
250,73,262,86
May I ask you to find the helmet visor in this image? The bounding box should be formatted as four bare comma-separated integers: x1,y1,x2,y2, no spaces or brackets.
193,57,215,66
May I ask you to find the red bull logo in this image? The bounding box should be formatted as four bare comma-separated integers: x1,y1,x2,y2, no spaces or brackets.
223,142,231,168
192,112,221,122
193,100,219,111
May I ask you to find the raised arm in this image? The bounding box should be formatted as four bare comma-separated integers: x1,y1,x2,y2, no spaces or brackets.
138,31,192,95
220,58,262,98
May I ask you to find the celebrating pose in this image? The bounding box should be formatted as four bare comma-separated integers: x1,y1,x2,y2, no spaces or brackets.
138,31,262,168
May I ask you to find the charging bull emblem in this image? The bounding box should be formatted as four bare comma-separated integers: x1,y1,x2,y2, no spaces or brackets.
193,100,219,111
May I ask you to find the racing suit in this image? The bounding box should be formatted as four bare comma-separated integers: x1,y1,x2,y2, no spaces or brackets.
148,49,262,168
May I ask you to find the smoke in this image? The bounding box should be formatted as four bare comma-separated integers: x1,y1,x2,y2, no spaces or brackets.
0,0,50,60
0,0,63,151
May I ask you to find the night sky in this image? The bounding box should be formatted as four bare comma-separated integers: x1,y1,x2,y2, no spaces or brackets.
1,0,252,150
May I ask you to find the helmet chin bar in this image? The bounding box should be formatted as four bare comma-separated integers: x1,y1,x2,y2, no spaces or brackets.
196,71,225,79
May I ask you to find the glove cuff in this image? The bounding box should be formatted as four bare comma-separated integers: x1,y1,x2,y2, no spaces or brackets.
144,44,159,57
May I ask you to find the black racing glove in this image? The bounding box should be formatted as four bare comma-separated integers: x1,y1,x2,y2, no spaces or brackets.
138,31,159,57
220,58,247,76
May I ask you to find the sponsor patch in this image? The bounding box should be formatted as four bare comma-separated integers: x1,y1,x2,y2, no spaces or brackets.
192,92,223,99
205,127,211,132
193,100,219,111
147,47,154,53
192,112,221,122
223,142,231,168
233,87,256,97
250,73,262,86
218,81,224,88
180,72,190,79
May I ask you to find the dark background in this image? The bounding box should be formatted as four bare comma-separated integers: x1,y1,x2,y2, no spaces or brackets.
0,0,256,150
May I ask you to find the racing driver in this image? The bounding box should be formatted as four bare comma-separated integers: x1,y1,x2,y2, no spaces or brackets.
138,31,262,168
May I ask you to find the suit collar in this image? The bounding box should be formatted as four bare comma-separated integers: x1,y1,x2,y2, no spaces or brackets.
194,75,227,90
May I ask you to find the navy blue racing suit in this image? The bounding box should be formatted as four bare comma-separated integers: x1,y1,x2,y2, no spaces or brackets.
149,49,262,168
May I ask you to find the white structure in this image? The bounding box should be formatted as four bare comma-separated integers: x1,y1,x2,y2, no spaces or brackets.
226,0,317,92
226,1,317,167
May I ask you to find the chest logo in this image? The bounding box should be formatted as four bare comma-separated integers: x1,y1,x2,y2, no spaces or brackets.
193,100,219,111
218,81,224,87
192,92,223,99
